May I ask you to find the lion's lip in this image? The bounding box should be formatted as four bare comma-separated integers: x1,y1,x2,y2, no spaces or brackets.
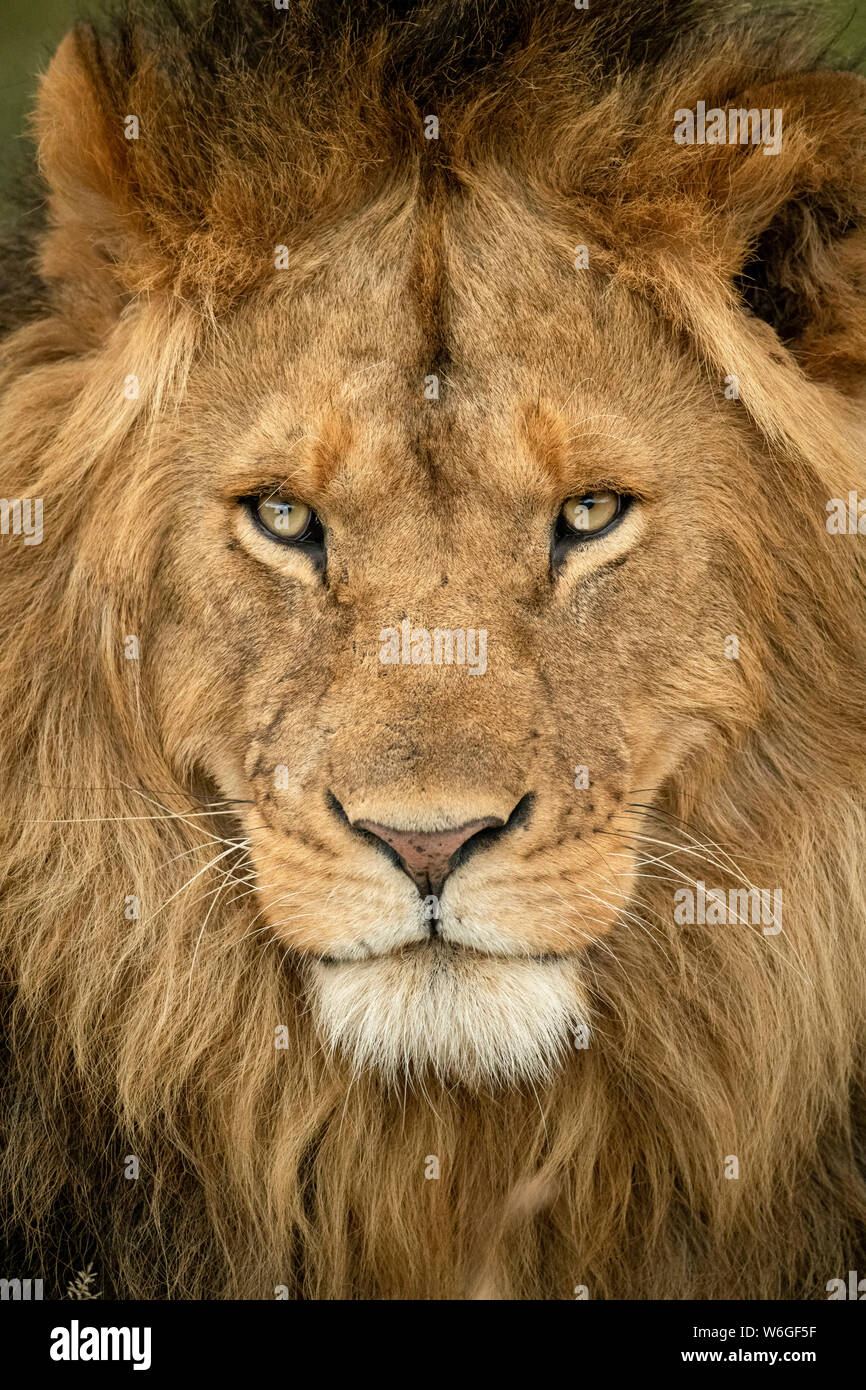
314,941,570,966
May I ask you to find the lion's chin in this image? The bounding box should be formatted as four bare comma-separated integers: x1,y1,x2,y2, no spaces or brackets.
307,943,589,1089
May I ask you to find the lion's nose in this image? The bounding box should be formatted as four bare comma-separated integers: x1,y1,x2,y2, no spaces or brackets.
354,817,503,896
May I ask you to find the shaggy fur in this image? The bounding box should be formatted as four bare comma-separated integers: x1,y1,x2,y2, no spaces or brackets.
2,0,866,1299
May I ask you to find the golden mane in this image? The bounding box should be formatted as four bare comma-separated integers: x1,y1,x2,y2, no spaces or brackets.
1,0,866,1298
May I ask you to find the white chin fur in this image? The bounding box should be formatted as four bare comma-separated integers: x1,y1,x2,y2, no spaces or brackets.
308,945,588,1089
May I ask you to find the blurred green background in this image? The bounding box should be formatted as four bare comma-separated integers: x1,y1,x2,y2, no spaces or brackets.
2,1,866,168
1,0,80,153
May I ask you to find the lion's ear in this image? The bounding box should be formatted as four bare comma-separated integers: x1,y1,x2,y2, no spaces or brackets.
629,68,866,495
33,30,147,329
718,71,866,390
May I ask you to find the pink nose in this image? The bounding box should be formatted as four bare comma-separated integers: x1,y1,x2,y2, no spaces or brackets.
355,818,502,894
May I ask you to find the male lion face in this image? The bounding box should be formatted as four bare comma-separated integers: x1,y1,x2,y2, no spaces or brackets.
153,200,747,1085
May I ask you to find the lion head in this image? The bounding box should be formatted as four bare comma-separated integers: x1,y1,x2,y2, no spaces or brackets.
2,0,866,1299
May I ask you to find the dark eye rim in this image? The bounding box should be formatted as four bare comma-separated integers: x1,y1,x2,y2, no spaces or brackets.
242,494,325,551
553,491,631,552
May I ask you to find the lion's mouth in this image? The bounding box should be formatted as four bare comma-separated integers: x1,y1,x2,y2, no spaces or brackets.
315,940,571,967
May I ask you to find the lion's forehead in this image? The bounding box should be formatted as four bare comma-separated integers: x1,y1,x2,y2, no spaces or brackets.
199,192,618,390
187,252,699,514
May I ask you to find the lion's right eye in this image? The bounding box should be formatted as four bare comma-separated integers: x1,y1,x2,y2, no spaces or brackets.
558,491,623,538
246,496,324,546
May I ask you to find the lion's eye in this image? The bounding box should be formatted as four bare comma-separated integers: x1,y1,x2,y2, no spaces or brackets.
248,495,323,545
558,490,623,539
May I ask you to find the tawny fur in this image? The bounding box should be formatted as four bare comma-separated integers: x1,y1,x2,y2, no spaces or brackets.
1,0,866,1299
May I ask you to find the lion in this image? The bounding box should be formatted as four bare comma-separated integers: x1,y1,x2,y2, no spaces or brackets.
1,0,865,1301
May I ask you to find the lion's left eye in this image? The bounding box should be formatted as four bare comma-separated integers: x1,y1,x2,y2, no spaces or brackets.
557,490,624,539
247,495,324,546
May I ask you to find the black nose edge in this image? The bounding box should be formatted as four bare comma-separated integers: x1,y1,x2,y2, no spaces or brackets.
325,789,535,898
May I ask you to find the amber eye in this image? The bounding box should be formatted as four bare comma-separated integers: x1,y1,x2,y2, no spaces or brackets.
247,495,323,546
558,490,624,539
